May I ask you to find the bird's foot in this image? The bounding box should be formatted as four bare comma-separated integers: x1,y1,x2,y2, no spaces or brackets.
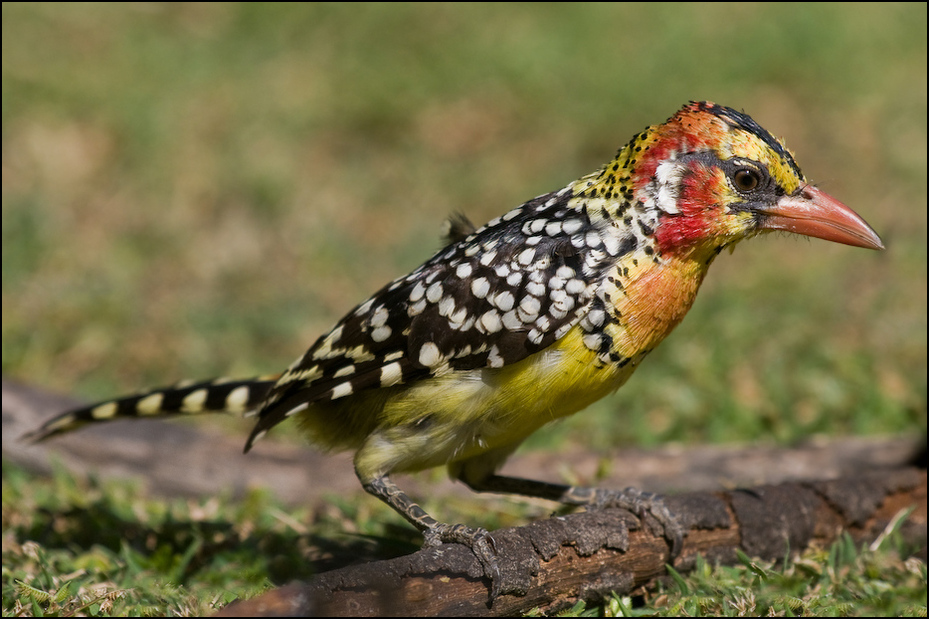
590,487,684,557
422,523,513,600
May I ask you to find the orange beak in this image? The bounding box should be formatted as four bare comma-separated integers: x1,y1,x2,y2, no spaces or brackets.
761,185,884,250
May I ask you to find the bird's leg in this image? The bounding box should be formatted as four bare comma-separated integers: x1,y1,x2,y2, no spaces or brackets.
462,474,684,557
361,475,506,599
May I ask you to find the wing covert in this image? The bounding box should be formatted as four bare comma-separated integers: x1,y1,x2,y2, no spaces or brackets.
246,185,628,445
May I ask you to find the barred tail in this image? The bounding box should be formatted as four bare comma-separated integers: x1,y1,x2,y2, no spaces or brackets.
23,375,281,442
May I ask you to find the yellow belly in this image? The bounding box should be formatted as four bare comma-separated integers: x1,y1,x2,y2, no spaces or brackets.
336,325,638,479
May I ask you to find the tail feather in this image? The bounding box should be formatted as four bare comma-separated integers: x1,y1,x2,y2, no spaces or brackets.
23,375,280,442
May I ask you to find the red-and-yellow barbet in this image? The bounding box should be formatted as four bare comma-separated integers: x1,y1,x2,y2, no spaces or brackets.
26,101,884,597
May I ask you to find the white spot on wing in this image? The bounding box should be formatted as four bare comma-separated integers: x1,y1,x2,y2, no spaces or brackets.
370,306,389,327
493,290,515,311
479,309,502,334
566,278,586,294
517,247,536,266
409,281,426,302
518,295,541,321
380,362,403,386
330,382,354,399
545,221,562,236
409,299,427,316
284,402,309,417
354,298,374,317
502,309,522,331
471,277,490,299
426,282,444,303
528,328,544,345
562,219,583,235
384,350,404,361
438,296,455,317
526,281,545,297
419,342,441,366
334,365,356,378
502,207,522,221
371,325,392,342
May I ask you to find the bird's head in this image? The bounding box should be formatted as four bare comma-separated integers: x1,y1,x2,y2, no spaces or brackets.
610,101,884,259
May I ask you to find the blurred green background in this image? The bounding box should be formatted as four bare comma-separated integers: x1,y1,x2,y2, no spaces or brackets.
3,3,926,451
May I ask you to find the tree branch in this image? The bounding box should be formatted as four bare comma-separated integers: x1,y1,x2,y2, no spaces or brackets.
218,467,926,617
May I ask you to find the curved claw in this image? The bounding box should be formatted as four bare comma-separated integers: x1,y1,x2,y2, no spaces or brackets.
592,487,685,558
423,523,504,600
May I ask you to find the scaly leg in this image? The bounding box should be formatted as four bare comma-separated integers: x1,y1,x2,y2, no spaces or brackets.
361,475,506,598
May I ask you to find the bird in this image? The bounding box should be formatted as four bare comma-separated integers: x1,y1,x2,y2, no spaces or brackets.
25,101,884,598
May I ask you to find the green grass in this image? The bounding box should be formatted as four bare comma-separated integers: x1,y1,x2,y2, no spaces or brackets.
3,3,926,615
2,462,309,616
600,542,926,617
1,461,518,616
3,462,925,616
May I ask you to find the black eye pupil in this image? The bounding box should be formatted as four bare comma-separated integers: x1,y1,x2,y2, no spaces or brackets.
735,169,759,191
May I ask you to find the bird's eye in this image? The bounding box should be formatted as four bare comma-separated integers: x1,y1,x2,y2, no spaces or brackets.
733,168,760,192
